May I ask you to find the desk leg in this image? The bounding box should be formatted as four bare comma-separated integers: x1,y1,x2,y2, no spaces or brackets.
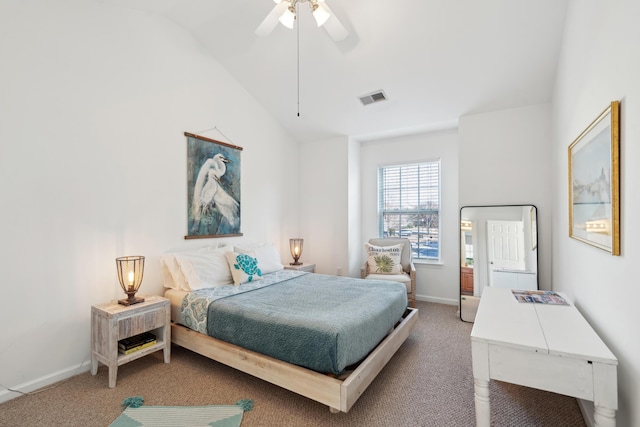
474,378,490,427
593,362,617,427
594,406,616,427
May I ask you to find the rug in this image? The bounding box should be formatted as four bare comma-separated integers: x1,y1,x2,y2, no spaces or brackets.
109,398,253,427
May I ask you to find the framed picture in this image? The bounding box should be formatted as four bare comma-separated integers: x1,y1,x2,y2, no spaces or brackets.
568,101,620,255
184,132,243,239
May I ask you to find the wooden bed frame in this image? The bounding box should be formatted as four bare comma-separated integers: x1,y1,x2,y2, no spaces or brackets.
171,307,418,413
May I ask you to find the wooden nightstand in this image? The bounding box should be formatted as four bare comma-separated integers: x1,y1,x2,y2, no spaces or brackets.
284,263,316,273
91,295,170,388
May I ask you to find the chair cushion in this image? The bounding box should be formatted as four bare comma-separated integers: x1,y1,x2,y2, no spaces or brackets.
365,273,412,293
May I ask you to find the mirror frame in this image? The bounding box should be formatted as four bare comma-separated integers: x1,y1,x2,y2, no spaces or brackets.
459,204,539,322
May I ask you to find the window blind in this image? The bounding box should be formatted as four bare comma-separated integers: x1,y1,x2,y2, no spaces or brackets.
378,161,440,260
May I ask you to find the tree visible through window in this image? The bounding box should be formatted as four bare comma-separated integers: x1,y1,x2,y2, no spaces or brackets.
378,161,440,260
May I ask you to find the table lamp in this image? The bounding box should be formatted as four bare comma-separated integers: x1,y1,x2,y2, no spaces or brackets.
289,238,304,266
116,255,145,306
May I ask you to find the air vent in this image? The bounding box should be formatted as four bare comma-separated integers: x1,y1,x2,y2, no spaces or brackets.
359,90,388,106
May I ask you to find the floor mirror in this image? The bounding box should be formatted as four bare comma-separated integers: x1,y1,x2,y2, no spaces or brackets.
460,205,539,322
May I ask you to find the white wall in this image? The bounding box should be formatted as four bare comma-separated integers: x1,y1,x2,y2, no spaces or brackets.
298,136,350,275
0,0,299,402
347,138,362,277
459,104,553,290
360,129,460,305
552,1,640,425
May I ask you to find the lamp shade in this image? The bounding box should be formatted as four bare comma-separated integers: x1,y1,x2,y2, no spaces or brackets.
116,256,145,306
279,7,296,29
289,238,304,265
312,4,330,27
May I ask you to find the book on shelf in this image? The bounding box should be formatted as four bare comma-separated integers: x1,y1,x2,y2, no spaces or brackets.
511,289,568,305
118,332,156,351
119,340,157,355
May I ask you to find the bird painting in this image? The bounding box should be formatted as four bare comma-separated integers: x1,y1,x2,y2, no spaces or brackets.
189,149,241,236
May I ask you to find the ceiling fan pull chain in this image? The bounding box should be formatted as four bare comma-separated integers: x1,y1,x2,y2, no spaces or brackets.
297,7,300,118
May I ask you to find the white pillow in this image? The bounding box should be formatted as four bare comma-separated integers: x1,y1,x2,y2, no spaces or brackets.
161,246,220,290
160,255,178,290
225,251,263,286
174,246,234,290
365,243,404,275
160,253,190,290
235,242,284,274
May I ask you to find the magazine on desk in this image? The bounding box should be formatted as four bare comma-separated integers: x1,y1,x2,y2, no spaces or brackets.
512,290,569,305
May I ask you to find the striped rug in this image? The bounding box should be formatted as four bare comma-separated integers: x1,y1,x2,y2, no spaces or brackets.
109,404,245,427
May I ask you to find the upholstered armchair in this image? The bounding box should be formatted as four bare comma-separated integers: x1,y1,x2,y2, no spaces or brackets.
361,238,416,308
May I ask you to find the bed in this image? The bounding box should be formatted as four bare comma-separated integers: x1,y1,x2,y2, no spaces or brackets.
161,244,418,413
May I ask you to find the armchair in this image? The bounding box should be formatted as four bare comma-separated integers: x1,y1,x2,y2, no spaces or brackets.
361,238,416,308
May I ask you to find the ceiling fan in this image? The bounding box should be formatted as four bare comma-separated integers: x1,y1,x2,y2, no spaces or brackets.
255,0,348,41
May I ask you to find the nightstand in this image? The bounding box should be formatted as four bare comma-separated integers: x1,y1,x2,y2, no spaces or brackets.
91,295,170,388
284,263,316,273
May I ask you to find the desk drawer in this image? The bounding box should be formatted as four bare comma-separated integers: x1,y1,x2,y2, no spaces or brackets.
489,345,593,400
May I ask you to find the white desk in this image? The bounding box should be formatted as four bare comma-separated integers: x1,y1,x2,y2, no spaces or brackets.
470,287,618,427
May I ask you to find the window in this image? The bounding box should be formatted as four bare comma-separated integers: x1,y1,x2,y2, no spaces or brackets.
378,161,440,261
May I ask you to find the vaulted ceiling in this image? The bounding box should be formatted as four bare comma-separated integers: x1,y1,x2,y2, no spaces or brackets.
100,0,569,142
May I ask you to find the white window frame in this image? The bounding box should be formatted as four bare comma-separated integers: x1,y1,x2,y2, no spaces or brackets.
377,160,441,262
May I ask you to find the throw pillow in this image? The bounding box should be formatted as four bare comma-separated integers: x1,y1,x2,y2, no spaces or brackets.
365,243,404,274
235,242,284,274
225,251,263,285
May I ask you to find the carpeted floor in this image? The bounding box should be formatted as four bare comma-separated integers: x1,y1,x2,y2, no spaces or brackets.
0,301,586,426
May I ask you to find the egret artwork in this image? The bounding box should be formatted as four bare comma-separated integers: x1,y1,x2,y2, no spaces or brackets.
185,132,243,238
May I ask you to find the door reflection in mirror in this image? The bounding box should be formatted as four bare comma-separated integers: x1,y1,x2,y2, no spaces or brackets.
460,205,538,322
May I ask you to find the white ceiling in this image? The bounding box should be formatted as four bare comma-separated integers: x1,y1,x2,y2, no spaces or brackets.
100,0,569,143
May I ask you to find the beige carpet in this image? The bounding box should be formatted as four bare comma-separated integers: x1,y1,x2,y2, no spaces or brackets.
0,301,586,426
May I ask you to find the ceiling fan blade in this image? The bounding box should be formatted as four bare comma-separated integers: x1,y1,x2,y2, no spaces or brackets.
318,3,348,41
255,2,288,37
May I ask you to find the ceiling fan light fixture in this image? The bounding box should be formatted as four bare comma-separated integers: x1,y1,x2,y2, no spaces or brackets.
279,6,296,29
311,3,330,27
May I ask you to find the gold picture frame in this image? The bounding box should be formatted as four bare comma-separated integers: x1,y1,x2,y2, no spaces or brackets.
568,101,620,255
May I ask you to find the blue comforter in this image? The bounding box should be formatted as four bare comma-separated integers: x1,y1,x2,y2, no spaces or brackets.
206,273,407,374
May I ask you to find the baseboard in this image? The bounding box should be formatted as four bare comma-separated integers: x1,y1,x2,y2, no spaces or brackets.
0,359,91,404
577,398,595,427
416,294,458,306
